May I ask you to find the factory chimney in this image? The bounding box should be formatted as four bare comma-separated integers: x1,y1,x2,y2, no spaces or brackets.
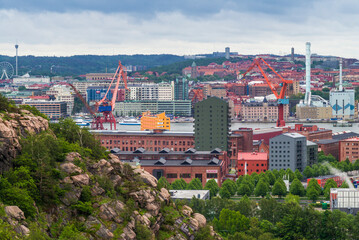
304,42,311,106
291,47,294,61
339,58,343,91
15,43,19,76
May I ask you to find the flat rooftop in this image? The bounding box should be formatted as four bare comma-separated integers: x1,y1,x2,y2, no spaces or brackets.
169,190,210,200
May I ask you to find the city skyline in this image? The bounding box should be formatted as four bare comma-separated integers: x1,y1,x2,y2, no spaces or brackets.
1,0,358,58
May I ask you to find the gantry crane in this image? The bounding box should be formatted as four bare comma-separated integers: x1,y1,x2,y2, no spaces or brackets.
241,57,293,127
94,61,129,130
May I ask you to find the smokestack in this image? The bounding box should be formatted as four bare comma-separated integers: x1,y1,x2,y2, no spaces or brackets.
291,47,294,61
339,58,343,91
304,42,311,106
15,44,18,76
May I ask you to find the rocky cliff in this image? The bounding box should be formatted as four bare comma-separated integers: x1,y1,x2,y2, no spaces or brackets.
0,110,48,172
1,152,220,239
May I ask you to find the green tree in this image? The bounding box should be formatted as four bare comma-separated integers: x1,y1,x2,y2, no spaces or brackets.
289,178,305,196
221,179,236,196
307,187,320,202
187,178,203,190
272,179,287,197
294,169,303,181
213,209,250,235
254,179,269,197
340,181,349,188
307,178,322,195
265,170,276,185
284,194,300,205
157,177,170,190
219,187,231,199
238,183,252,196
323,179,337,199
237,195,257,218
285,168,296,182
303,166,314,178
204,179,219,198
170,179,187,190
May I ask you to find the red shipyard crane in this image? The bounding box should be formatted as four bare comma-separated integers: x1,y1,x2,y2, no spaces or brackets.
94,61,129,130
241,57,293,127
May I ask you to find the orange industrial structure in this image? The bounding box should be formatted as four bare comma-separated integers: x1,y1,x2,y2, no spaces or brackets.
241,58,293,127
140,111,170,131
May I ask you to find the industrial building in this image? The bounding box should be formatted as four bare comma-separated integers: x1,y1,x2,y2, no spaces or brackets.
329,59,355,119
93,128,253,168
330,188,359,215
111,147,228,186
194,97,230,151
269,133,309,172
296,42,333,119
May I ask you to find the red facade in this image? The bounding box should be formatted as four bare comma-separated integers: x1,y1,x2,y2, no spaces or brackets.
237,152,268,175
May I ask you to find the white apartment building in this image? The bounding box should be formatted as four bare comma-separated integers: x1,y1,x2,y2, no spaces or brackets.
13,73,51,84
158,82,174,100
46,85,75,115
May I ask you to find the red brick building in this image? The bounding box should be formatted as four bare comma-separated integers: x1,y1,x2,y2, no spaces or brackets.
317,139,340,160
93,128,253,168
290,124,332,142
111,147,228,186
339,137,359,162
237,152,268,176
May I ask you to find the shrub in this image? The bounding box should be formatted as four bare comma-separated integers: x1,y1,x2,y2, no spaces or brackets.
71,201,93,215
134,222,152,240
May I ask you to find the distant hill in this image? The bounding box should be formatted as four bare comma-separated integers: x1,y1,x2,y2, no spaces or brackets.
0,54,185,76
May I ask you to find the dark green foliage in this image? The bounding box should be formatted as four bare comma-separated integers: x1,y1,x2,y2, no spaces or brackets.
272,179,287,197
213,209,250,235
254,179,269,197
323,178,337,199
265,170,276,185
204,179,219,198
307,187,320,202
187,178,203,190
157,177,170,190
134,222,152,240
194,225,215,240
237,183,252,196
58,224,87,240
294,169,303,181
219,186,231,199
79,186,92,203
221,179,236,196
71,201,93,215
170,178,187,190
289,178,305,196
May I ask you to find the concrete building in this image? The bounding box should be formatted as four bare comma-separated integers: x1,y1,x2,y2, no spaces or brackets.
158,82,174,100
174,78,189,100
194,97,230,151
330,188,359,215
46,85,75,115
114,100,192,117
296,105,332,120
269,133,307,172
24,101,67,119
13,74,50,84
237,152,268,176
241,101,289,122
306,140,318,166
169,190,210,200
86,73,114,80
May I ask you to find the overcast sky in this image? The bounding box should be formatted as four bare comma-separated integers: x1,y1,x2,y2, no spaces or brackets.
0,0,358,58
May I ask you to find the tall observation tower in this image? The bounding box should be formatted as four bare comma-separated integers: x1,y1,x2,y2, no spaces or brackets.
15,43,19,76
